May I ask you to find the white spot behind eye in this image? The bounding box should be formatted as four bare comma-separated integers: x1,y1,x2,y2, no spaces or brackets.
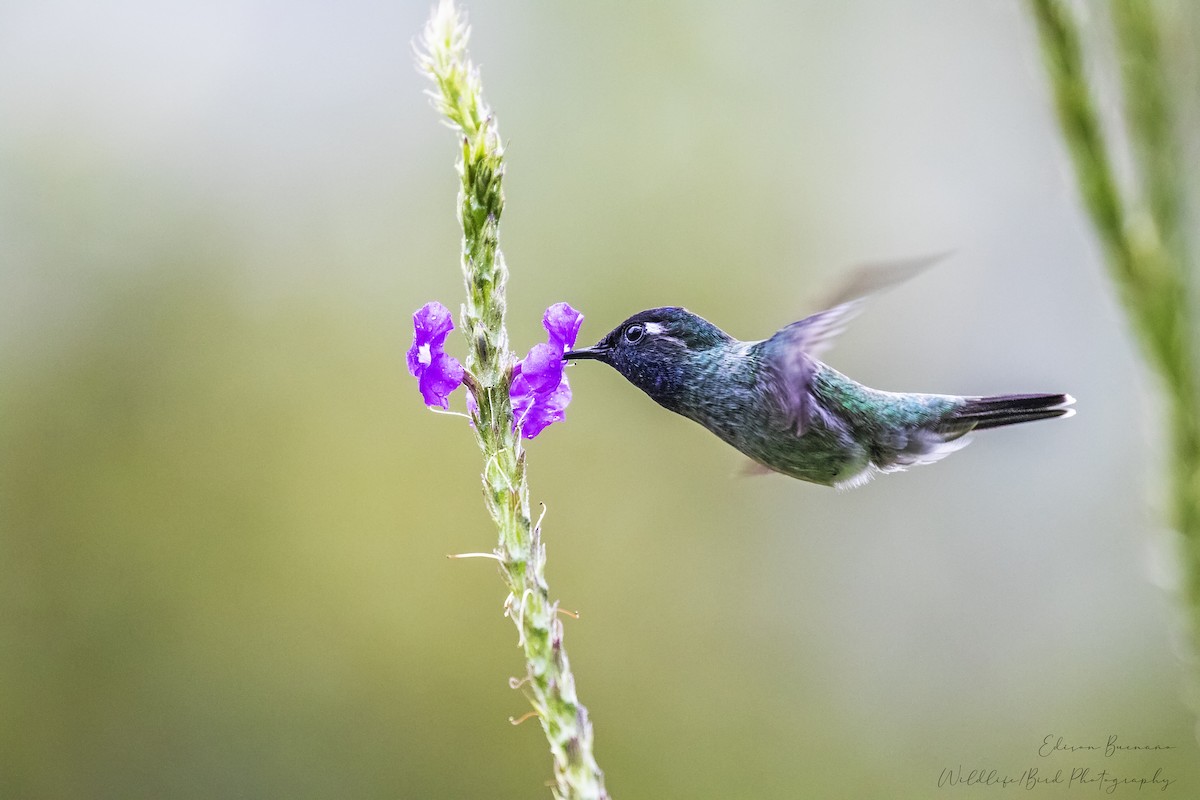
644,322,665,335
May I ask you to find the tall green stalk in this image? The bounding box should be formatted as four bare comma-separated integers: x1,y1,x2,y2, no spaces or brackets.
416,2,608,798
1028,0,1200,685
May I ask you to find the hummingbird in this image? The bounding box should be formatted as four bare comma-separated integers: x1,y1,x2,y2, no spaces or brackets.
563,262,1074,488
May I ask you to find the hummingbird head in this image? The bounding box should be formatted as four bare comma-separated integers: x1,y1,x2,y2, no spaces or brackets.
563,307,734,409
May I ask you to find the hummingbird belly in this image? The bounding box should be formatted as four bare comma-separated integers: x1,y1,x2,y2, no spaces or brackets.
734,417,872,486
685,394,873,487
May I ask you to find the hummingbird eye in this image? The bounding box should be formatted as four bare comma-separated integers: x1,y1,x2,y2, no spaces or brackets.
623,324,646,344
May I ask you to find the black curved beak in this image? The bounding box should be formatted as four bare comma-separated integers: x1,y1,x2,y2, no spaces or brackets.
563,344,610,362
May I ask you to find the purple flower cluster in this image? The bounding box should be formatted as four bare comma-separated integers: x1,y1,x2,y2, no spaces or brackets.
406,301,464,409
510,302,583,438
406,300,583,439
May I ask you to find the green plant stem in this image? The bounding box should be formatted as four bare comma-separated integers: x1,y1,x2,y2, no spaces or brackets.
417,2,609,798
1028,0,1200,648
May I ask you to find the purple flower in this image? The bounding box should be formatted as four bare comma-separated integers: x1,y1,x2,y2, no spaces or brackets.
406,300,582,436
511,302,582,439
543,303,584,351
407,301,464,409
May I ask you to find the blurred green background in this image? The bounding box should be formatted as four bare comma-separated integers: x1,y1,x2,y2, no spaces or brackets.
2,1,1198,797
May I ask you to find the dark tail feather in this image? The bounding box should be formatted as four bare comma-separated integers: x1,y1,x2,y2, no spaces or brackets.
952,393,1076,431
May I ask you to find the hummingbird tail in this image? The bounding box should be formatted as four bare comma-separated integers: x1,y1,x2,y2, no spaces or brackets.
952,393,1076,431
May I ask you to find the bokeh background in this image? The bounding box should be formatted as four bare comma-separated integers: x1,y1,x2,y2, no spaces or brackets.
3,0,1198,797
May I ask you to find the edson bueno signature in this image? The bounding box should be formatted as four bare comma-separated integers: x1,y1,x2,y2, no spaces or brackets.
1039,735,1176,758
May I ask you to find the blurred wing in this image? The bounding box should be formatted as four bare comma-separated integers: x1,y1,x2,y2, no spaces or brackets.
761,252,949,436
761,301,862,436
819,251,951,309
